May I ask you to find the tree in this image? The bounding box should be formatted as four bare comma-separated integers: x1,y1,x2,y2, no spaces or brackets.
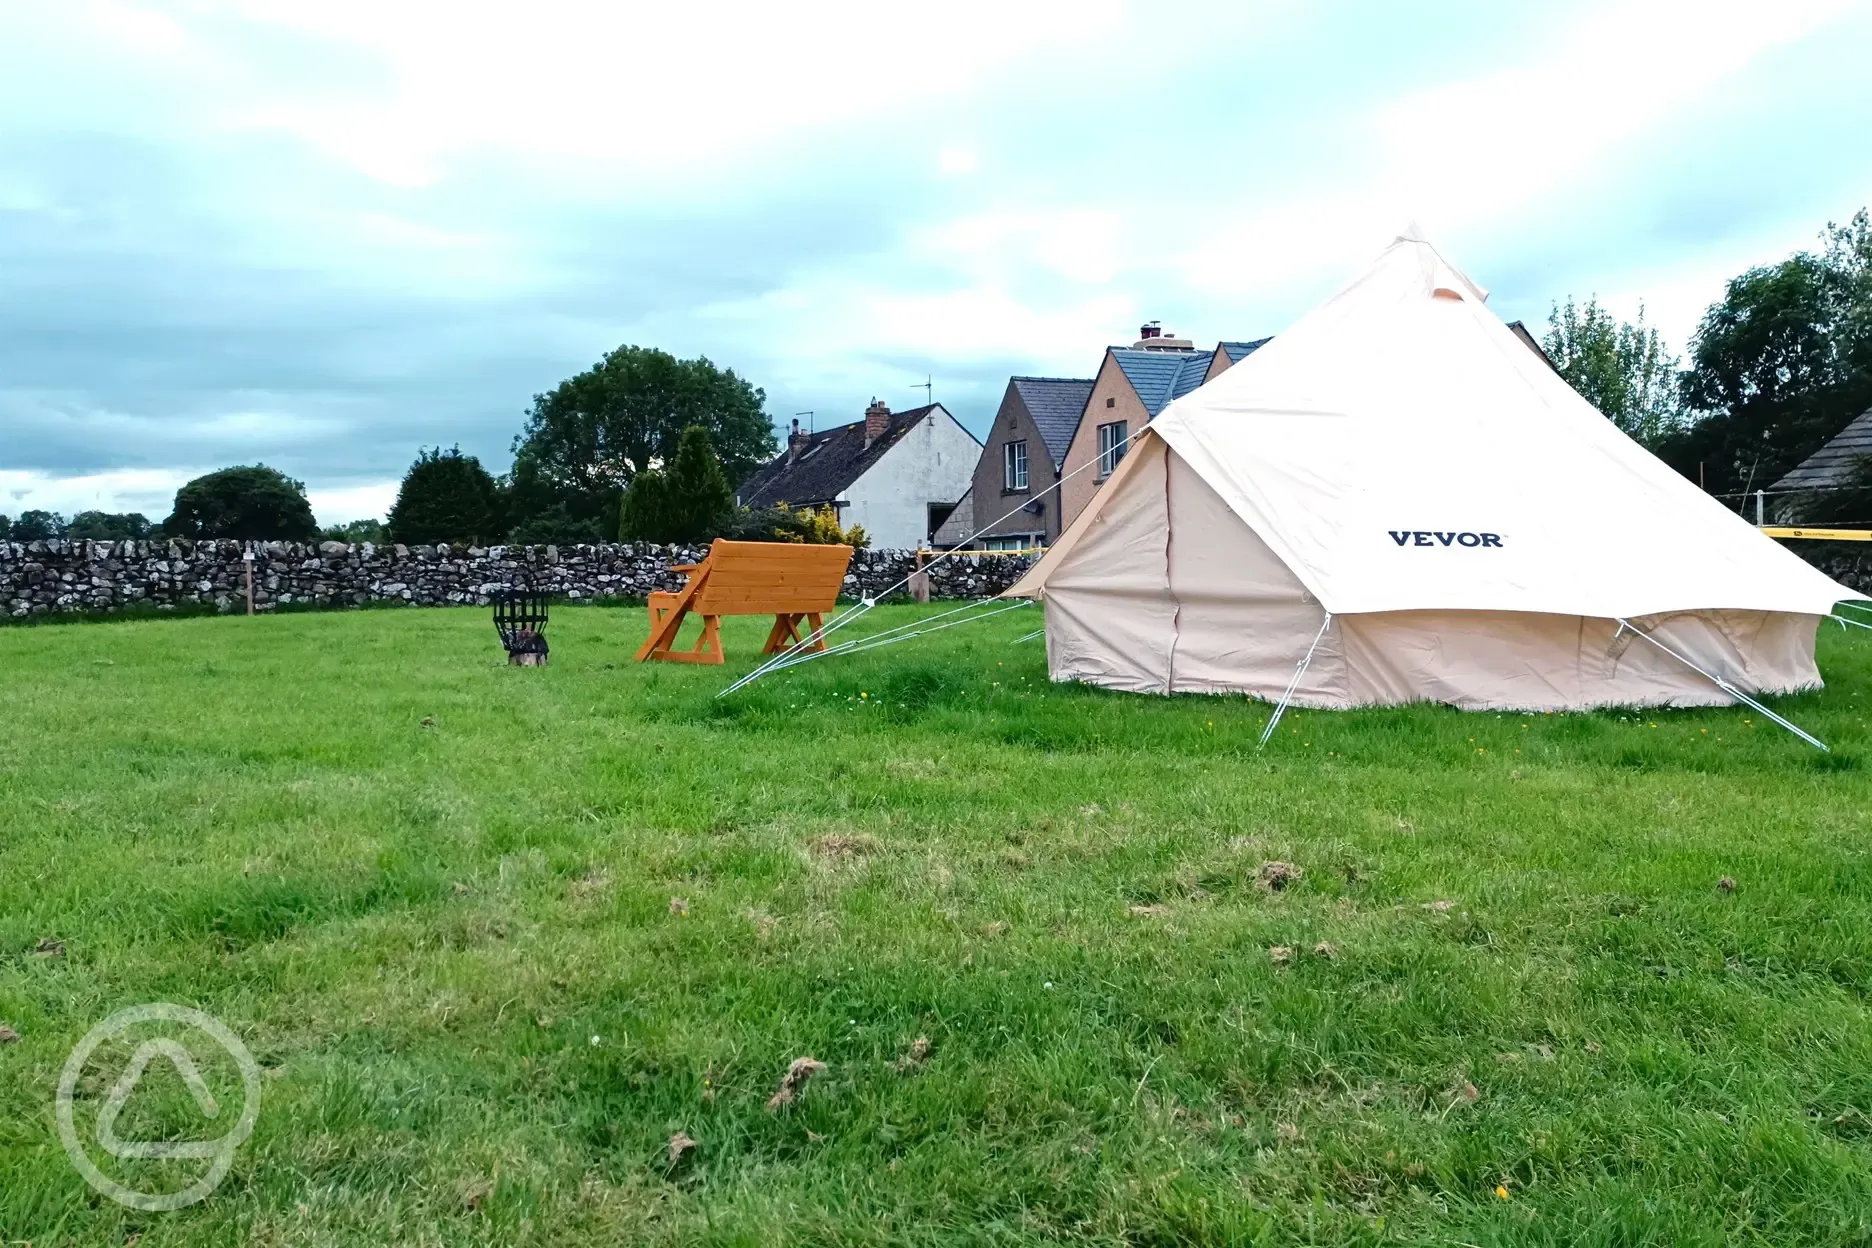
1542,297,1683,447
0,515,8,540
162,465,319,541
617,469,673,542
502,449,609,545
509,345,774,539
387,446,503,545
1659,208,1872,495
662,425,734,541
10,510,66,541
66,511,152,540
618,426,735,543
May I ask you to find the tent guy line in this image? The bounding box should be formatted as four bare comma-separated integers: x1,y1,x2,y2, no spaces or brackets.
1613,620,1828,752
755,598,1031,680
761,599,1034,678
1259,612,1334,746
717,424,1141,698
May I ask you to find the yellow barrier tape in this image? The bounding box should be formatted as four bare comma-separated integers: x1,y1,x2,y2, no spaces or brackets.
1760,526,1872,542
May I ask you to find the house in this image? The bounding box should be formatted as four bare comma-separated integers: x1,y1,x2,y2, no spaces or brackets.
959,317,1551,547
1505,320,1558,372
1056,327,1270,531
736,399,981,550
1205,338,1274,383
930,486,976,548
1768,404,1872,497
967,376,1096,549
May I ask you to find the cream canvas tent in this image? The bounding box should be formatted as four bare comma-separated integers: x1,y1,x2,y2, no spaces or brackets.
1005,230,1856,714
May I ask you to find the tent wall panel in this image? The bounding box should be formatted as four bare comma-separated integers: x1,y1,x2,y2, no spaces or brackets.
1163,447,1350,702
1329,609,1820,711
1619,611,1820,701
1044,436,1178,692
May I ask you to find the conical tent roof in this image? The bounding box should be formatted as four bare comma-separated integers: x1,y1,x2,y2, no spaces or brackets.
1013,230,1853,620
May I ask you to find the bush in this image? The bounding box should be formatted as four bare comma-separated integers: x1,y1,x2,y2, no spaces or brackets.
66,511,153,540
723,503,867,547
163,466,319,541
387,447,502,545
321,519,388,544
509,505,607,547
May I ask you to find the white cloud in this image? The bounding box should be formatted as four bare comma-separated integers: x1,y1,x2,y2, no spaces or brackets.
170,0,1126,188
306,479,397,525
0,468,182,519
703,274,1132,378
938,145,980,176
921,208,1129,286
1179,0,1860,301
5,0,1869,503
0,469,397,527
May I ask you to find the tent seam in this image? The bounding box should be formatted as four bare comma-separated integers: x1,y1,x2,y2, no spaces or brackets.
1164,444,1180,694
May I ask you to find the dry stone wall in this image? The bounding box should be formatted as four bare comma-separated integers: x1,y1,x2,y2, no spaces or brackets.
7,538,1863,621
0,539,1037,618
1790,545,1872,599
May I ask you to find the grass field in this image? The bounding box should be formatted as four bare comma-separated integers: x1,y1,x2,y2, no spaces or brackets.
3,603,1872,1245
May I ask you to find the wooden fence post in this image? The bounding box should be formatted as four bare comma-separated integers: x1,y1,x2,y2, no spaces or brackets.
910,548,931,604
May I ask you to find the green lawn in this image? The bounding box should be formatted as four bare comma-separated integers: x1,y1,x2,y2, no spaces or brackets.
3,603,1872,1245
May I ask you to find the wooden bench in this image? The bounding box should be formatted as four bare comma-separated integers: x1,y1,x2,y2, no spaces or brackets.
635,539,855,664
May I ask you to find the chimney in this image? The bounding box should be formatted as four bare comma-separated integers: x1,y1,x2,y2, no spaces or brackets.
1133,319,1194,351
787,417,807,463
865,397,890,446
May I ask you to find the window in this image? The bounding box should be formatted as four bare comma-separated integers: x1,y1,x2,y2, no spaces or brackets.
1003,439,1028,491
983,535,1040,552
1106,396,1116,408
1097,421,1128,478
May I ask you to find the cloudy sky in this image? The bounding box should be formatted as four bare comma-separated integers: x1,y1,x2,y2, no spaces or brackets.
4,0,1870,525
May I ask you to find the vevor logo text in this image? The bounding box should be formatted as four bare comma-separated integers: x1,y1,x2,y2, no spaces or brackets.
1389,530,1503,548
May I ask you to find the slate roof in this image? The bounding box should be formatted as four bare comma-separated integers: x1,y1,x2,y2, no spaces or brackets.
1218,338,1271,363
1772,405,1872,491
1010,376,1094,467
1505,321,1558,372
737,404,946,509
1110,348,1213,417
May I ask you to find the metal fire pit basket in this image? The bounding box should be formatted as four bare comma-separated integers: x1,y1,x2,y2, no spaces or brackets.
492,577,550,666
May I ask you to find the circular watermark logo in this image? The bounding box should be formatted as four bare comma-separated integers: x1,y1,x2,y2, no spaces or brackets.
56,1003,261,1211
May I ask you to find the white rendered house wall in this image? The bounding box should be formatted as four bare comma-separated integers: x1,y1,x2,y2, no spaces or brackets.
838,408,983,548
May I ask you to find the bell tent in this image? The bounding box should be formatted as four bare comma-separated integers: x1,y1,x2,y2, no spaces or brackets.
1004,230,1855,715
